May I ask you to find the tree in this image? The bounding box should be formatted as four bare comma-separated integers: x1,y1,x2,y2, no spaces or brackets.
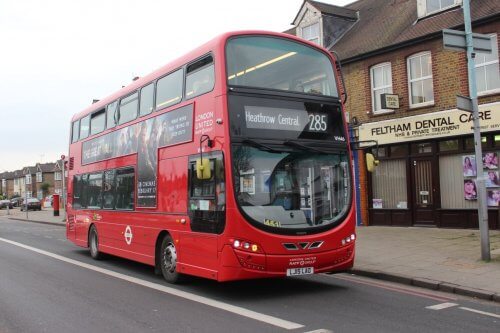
40,182,51,198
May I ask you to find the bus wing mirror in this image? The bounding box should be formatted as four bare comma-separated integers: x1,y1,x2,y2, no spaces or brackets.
366,153,379,173
196,158,211,180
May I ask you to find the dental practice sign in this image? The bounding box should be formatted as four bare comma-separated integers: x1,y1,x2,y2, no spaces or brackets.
359,102,500,145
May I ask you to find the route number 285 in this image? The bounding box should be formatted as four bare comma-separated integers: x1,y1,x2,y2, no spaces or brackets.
308,114,327,132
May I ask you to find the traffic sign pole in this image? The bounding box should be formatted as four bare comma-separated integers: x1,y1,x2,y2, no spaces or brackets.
463,0,490,261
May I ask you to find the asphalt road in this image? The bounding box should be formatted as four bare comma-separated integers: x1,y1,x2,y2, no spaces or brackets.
0,217,498,333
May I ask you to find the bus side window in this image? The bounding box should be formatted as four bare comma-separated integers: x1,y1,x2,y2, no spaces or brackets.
73,174,89,209
102,170,116,210
115,167,135,210
186,55,214,99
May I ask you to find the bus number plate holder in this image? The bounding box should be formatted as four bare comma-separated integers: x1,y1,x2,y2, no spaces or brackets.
286,267,314,276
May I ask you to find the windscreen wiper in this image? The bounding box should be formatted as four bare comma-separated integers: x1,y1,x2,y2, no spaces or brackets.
242,139,280,153
284,140,329,154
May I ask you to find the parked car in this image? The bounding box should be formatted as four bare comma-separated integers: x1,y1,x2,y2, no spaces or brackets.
10,197,23,207
0,199,14,209
20,198,42,211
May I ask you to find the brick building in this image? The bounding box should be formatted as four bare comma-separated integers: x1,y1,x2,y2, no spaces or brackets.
288,0,499,229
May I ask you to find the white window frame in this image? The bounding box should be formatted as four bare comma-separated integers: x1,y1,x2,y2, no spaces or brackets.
370,62,393,114
407,51,434,108
55,172,62,181
26,174,32,185
475,33,500,96
36,172,42,183
301,22,320,45
418,0,461,17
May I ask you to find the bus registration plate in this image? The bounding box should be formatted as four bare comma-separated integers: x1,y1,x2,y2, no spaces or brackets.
286,267,314,276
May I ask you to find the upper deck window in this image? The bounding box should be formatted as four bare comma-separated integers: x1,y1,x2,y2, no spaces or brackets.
186,56,215,99
139,83,154,116
118,92,138,125
226,36,338,97
90,109,106,135
80,115,90,139
156,69,183,110
106,101,118,129
72,120,80,143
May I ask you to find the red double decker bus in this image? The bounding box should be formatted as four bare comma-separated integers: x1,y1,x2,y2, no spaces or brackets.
66,31,356,283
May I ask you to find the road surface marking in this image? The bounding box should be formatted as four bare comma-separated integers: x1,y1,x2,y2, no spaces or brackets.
333,274,455,302
0,237,304,330
303,329,334,333
459,307,500,319
426,303,458,310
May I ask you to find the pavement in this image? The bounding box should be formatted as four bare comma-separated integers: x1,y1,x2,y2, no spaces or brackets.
2,207,500,303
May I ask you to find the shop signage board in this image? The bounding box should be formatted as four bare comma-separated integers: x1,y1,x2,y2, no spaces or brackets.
358,102,500,146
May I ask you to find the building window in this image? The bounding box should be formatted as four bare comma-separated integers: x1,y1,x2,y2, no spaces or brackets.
37,190,43,200
370,63,393,114
418,0,459,17
55,189,62,195
26,174,32,185
426,0,456,15
302,23,320,45
408,52,434,107
55,172,62,181
36,172,42,183
476,34,500,95
439,139,459,152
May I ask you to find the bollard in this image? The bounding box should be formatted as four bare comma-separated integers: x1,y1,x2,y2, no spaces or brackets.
53,194,60,216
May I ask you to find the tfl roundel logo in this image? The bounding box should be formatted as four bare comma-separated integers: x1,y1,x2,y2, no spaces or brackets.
124,226,133,245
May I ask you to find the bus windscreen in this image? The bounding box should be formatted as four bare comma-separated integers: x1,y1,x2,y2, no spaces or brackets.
226,36,338,97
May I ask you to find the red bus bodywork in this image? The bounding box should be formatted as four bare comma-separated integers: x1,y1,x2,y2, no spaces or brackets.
66,31,356,282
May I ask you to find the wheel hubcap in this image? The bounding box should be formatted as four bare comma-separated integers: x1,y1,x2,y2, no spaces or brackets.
163,243,177,273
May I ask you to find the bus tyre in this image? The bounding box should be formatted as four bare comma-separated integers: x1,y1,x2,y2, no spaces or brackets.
89,225,102,260
160,235,182,283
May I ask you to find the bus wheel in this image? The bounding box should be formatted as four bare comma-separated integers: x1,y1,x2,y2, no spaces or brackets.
160,235,182,283
89,225,102,260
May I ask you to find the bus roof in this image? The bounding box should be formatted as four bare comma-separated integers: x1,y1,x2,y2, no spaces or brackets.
71,30,332,122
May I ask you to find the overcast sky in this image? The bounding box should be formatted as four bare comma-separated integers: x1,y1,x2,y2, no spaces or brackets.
0,0,352,172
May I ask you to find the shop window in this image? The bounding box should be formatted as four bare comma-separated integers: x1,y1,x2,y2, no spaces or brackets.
408,52,434,107
372,159,408,209
411,142,433,154
465,136,487,150
494,135,500,147
390,145,408,158
439,155,477,209
439,139,459,152
374,147,387,158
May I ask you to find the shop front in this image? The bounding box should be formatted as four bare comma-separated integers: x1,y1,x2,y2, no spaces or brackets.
358,102,500,229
